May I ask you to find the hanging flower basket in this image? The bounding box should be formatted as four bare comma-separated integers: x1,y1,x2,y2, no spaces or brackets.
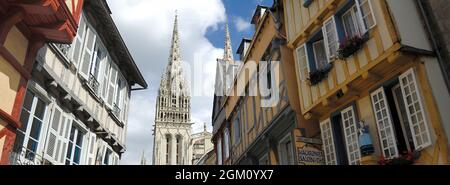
308,63,333,86
378,151,420,165
337,34,369,60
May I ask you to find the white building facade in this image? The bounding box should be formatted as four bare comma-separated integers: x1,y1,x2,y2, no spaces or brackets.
9,0,147,165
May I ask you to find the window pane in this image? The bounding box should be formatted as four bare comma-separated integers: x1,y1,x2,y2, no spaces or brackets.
74,147,82,164
76,131,84,146
22,91,34,111
313,40,328,70
19,110,30,132
29,118,42,140
34,99,46,120
13,132,25,152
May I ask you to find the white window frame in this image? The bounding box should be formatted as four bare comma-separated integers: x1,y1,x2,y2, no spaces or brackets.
295,44,310,81
65,120,87,165
322,16,339,60
355,0,377,33
399,68,432,150
107,64,118,108
341,5,363,38
341,106,361,165
15,90,49,164
69,14,87,68
370,87,399,159
78,24,97,80
85,131,97,165
43,105,72,165
320,119,337,165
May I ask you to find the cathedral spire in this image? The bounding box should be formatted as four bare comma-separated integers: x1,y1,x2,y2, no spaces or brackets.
160,11,188,96
223,20,233,62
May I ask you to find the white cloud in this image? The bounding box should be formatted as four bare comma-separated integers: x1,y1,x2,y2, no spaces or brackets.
107,0,225,165
233,16,252,32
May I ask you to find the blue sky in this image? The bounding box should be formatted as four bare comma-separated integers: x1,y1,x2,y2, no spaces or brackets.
207,0,271,60
107,0,272,165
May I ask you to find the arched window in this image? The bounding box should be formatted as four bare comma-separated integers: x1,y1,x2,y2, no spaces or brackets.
166,134,171,165
176,136,182,164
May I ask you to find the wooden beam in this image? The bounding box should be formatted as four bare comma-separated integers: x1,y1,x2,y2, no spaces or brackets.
342,84,359,96
0,7,24,44
362,71,382,81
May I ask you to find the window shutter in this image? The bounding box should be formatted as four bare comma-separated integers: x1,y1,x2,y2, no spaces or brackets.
323,16,339,60
370,87,399,158
399,68,432,150
121,91,129,122
355,0,376,33
320,119,337,165
107,66,118,107
295,44,310,81
86,131,97,165
340,106,361,165
70,16,86,67
102,57,111,101
56,115,72,165
79,27,96,80
45,106,62,164
44,107,72,165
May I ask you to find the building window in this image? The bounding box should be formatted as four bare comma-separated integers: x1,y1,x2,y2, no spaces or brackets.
233,111,241,145
356,0,376,32
320,119,337,165
278,134,294,165
369,68,432,159
321,105,361,165
176,136,182,164
217,137,223,165
223,129,230,159
65,124,85,165
13,90,47,162
341,106,361,165
312,39,328,70
323,17,339,58
341,5,362,38
295,45,309,82
166,135,171,164
103,148,112,165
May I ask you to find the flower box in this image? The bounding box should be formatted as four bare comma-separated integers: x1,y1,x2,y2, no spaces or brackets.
337,34,369,60
307,64,333,86
378,151,420,165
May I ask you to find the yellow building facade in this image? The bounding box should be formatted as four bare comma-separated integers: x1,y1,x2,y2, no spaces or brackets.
213,4,321,165
283,0,450,164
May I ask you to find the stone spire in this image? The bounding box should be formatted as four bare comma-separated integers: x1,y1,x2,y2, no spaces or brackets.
223,21,234,62
160,11,188,96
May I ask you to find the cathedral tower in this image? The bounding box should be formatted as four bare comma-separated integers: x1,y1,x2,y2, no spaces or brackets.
152,13,192,165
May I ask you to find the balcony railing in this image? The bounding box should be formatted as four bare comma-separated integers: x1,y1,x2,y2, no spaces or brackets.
88,73,100,95
55,43,71,59
9,146,43,165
